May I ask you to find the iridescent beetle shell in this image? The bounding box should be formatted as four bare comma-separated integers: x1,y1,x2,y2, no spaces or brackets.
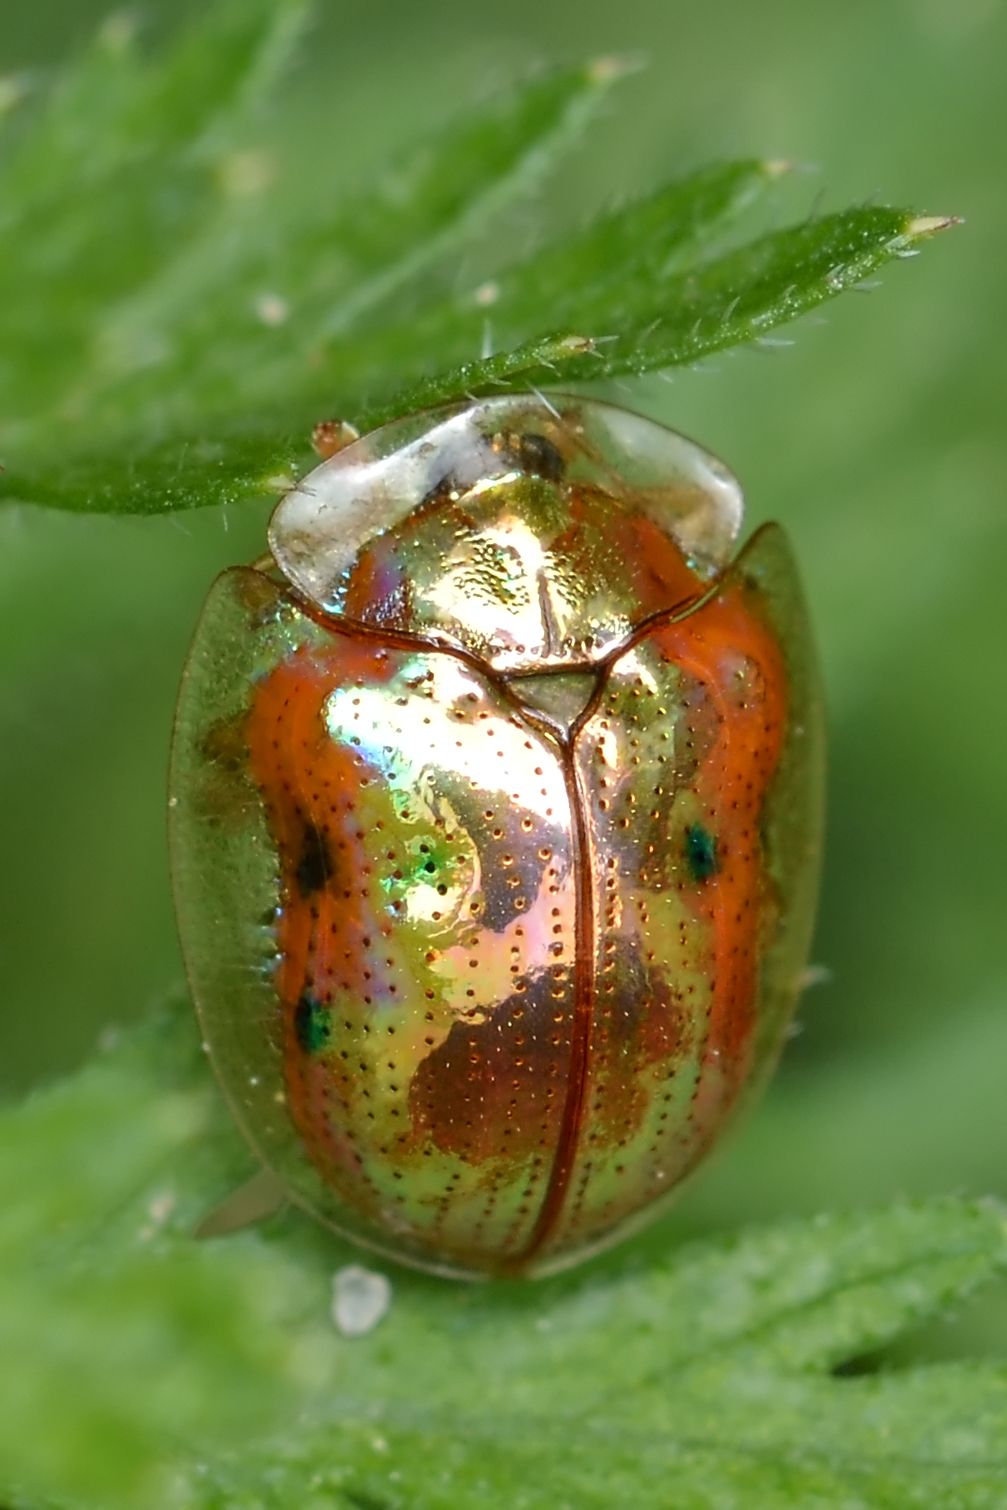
170,394,824,1279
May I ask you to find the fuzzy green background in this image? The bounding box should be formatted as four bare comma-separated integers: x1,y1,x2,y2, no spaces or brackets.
1,0,1004,1324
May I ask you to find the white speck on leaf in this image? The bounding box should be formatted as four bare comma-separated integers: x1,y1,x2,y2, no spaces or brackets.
0,75,30,115
256,293,289,326
98,13,137,53
220,149,274,198
147,1191,176,1224
333,1265,392,1336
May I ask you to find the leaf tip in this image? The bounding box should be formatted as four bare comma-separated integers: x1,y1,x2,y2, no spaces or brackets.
554,334,597,356
905,214,963,240
762,158,796,180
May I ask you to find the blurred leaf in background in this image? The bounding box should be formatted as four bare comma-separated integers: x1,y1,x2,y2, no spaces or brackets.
0,0,1006,1497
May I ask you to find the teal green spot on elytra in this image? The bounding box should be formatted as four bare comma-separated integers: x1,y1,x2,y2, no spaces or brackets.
294,994,331,1055
685,824,718,882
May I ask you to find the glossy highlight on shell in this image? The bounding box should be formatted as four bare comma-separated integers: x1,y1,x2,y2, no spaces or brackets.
170,394,824,1279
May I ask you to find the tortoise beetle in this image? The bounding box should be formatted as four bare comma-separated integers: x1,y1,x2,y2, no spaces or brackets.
170,394,824,1279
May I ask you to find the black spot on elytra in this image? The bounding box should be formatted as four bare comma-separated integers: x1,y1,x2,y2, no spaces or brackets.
510,432,565,482
296,821,332,896
294,993,331,1055
685,823,719,882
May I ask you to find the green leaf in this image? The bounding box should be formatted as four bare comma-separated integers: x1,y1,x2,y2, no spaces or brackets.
367,207,955,423
68,58,627,436
0,0,954,517
0,12,623,514
2,998,1006,1510
0,0,310,415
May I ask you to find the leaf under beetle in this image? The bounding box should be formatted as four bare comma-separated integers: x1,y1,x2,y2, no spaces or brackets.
0,999,1005,1510
0,0,955,517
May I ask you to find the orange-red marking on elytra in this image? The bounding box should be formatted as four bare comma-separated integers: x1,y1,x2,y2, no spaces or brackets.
652,581,787,1125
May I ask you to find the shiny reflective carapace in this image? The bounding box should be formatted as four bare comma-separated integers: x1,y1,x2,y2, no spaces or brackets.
170,394,824,1279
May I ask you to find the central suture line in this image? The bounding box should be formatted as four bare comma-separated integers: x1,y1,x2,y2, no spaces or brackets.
514,741,596,1269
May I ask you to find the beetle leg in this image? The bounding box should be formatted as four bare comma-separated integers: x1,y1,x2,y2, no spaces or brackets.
312,418,360,459
194,1165,288,1238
